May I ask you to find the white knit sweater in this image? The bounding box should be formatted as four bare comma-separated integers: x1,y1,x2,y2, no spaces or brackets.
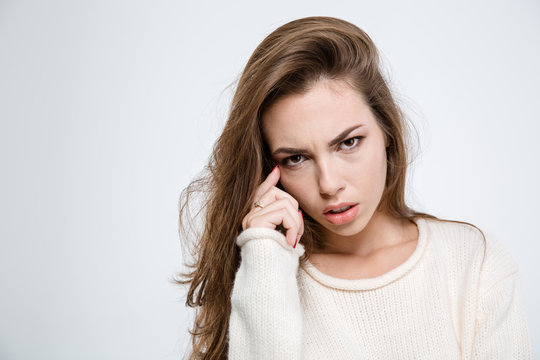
228,217,531,359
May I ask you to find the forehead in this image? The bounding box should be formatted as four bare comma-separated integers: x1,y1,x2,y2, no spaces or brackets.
261,80,375,147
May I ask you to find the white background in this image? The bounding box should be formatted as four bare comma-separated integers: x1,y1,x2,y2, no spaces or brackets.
0,0,538,359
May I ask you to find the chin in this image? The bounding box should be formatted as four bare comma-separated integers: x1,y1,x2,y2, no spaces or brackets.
329,225,366,237
319,215,371,237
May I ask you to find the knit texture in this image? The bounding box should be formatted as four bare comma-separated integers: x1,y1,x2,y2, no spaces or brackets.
227,218,531,359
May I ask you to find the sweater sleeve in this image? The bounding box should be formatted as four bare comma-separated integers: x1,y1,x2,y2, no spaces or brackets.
471,233,532,359
228,227,305,359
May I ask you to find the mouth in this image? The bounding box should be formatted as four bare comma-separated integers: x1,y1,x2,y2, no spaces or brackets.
323,203,359,225
326,205,353,214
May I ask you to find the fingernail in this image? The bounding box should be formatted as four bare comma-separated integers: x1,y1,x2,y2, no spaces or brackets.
294,236,299,248
272,165,278,172
298,210,303,218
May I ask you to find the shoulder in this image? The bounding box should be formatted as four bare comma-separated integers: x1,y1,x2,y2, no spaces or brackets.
421,217,486,257
421,217,520,293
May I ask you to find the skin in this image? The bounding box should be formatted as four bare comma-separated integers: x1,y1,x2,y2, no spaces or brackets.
242,79,418,279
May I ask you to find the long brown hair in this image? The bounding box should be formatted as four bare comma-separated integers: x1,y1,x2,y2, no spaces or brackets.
175,16,485,359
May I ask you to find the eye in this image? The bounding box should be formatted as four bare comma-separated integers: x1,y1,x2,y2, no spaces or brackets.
339,136,363,150
281,154,306,167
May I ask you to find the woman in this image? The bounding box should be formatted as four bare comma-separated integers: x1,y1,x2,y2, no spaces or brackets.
177,16,531,359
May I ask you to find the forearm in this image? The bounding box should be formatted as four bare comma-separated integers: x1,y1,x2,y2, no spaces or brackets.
228,228,304,359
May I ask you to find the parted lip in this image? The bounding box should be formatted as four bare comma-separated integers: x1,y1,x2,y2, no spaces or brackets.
323,202,358,214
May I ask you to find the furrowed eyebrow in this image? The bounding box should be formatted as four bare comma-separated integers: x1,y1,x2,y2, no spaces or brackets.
327,124,364,147
271,124,364,157
272,147,309,157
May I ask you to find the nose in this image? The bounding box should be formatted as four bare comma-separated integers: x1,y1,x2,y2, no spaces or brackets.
317,158,345,197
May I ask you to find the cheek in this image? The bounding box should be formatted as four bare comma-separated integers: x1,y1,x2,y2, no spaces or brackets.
371,149,388,191
353,148,387,190
280,172,313,207
373,149,387,176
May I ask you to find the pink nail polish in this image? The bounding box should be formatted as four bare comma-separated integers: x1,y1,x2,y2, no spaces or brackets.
294,236,299,248
299,210,303,218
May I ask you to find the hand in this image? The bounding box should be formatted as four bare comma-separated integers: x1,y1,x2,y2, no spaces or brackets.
241,166,304,248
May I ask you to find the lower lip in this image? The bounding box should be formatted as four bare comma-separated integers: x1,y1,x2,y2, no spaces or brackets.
323,204,359,225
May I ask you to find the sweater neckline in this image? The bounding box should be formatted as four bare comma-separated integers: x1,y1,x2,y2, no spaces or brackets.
300,217,429,291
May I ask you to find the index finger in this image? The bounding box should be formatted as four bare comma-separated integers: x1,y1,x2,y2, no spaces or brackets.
254,165,280,200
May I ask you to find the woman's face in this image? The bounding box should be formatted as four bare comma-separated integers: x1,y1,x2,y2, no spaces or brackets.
262,79,389,238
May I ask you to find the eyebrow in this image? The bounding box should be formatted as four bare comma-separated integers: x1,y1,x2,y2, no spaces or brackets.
271,124,364,157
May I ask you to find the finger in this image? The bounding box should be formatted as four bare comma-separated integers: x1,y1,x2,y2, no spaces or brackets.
254,189,302,242
252,207,298,246
298,209,304,237
253,165,280,201
281,212,300,247
251,198,301,233
255,185,298,212
247,208,299,247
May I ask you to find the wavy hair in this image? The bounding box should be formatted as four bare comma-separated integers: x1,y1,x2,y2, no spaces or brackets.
174,16,485,359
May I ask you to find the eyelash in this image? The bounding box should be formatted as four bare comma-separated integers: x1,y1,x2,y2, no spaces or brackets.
280,136,364,168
